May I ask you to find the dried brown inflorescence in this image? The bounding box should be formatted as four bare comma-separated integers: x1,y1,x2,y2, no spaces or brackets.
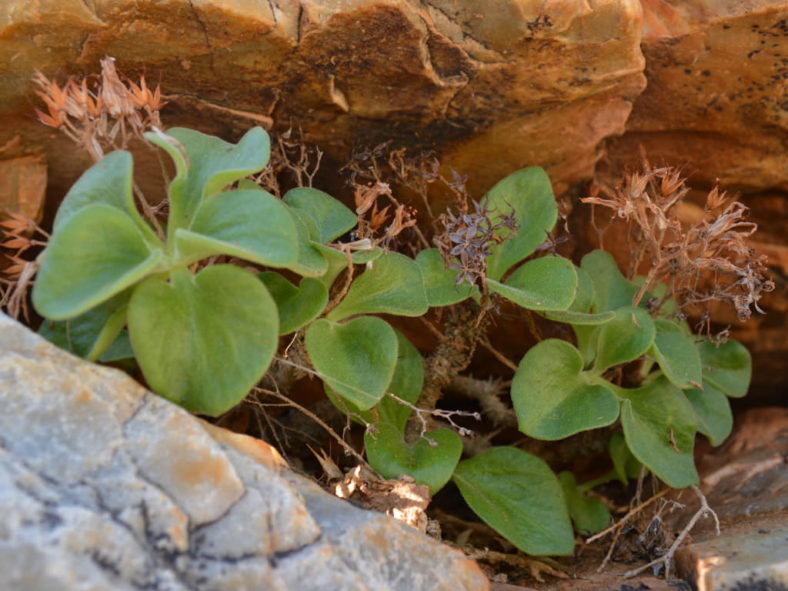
342,143,425,248
584,166,774,326
0,212,49,320
33,57,165,162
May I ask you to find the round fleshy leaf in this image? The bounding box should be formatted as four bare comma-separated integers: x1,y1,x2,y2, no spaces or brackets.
150,127,271,235
96,330,135,363
652,319,702,389
52,150,157,243
685,382,733,446
512,339,620,440
594,307,656,372
453,447,575,556
415,248,477,307
543,266,616,325
305,317,398,410
608,432,642,484
287,209,329,277
127,266,279,417
258,273,328,335
326,252,428,321
283,187,357,243
558,472,610,536
315,243,383,289
544,309,616,325
619,377,699,488
488,256,576,311
37,291,130,360
174,189,298,268
483,168,558,281
33,204,163,320
327,329,424,432
365,423,461,494
581,250,639,313
697,340,751,398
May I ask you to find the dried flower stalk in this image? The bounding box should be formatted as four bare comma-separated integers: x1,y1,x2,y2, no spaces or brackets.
584,166,774,323
0,212,49,320
33,57,165,162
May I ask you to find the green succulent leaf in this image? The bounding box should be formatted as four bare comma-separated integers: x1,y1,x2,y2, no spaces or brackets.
572,266,595,312
96,330,135,362
327,329,424,432
594,307,656,372
558,472,611,536
685,382,733,446
697,340,751,398
52,150,157,243
33,204,163,320
512,339,620,440
488,256,576,311
174,189,298,267
326,252,428,321
609,432,643,484
316,243,384,289
37,291,130,361
544,266,616,325
365,423,461,494
546,309,617,326
483,168,558,281
305,317,398,410
651,319,702,389
415,248,477,307
619,377,699,488
127,266,279,417
258,273,328,335
147,127,270,237
453,447,575,556
581,250,639,313
283,187,357,243
286,209,329,277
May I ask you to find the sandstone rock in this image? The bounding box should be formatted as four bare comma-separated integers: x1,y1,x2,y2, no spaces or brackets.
0,0,645,199
0,153,47,223
605,0,788,192
0,311,489,591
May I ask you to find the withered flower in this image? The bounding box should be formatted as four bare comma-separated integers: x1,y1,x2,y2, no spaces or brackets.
583,165,774,324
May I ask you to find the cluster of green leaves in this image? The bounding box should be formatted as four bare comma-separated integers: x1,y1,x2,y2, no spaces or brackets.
33,126,751,557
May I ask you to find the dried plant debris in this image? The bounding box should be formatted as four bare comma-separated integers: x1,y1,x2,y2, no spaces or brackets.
0,212,48,320
352,180,418,246
33,57,165,162
332,465,432,532
585,165,774,325
249,125,324,197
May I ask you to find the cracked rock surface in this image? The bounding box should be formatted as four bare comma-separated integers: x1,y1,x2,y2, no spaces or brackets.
0,312,489,591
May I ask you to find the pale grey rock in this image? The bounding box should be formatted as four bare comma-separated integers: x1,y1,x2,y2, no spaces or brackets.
123,397,245,526
0,312,489,591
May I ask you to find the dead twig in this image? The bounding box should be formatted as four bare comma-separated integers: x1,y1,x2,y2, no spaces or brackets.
623,486,719,579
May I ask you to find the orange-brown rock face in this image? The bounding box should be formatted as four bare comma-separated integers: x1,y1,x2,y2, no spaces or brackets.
0,0,645,201
606,0,788,192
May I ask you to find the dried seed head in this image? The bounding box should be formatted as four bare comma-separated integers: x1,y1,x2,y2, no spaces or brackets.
583,164,773,325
